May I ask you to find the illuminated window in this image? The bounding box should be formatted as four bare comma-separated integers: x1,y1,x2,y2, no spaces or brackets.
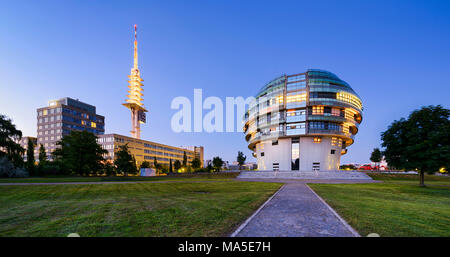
91,122,96,128
81,120,86,125
312,106,324,115
331,137,338,146
313,137,322,143
337,92,362,110
286,93,306,103
331,108,341,116
43,109,48,116
343,124,350,134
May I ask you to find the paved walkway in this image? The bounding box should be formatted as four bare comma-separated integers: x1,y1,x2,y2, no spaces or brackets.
232,180,377,237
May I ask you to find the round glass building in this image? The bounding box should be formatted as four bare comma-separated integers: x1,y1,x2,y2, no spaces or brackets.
243,69,363,171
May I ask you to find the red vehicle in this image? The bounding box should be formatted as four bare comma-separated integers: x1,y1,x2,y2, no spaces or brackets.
359,164,373,170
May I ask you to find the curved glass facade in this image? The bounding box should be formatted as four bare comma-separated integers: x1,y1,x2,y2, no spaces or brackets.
244,69,363,171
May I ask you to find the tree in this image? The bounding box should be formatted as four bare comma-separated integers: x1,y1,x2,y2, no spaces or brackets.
53,131,106,176
153,156,158,169
37,144,47,175
182,151,187,167
169,159,173,173
140,161,151,169
191,158,201,169
174,160,182,172
212,156,224,172
237,151,246,170
370,148,382,170
115,144,137,176
0,114,24,168
26,139,36,176
381,105,450,187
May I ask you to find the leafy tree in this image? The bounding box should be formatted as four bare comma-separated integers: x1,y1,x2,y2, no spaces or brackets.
206,163,213,173
140,161,151,169
370,148,382,170
191,158,201,169
37,144,47,175
212,156,224,172
103,161,116,176
0,114,24,167
237,151,246,170
174,160,182,172
115,144,137,176
381,105,450,186
182,151,187,167
169,159,173,173
53,131,106,176
26,139,36,176
153,156,158,169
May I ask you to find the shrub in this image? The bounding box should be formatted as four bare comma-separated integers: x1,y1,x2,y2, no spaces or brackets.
0,157,29,178
194,168,210,173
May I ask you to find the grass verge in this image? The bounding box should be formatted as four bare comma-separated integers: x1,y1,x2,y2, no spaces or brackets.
309,174,450,237
0,180,281,236
0,172,240,183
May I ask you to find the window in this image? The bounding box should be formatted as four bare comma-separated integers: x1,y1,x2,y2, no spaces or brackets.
310,92,336,99
332,108,342,117
312,106,324,115
287,81,306,91
272,140,278,145
331,137,338,146
312,162,320,171
291,139,299,170
313,137,322,143
336,92,363,110
286,93,306,104
330,149,336,154
261,152,264,157
273,163,279,171
287,74,305,82
43,109,48,116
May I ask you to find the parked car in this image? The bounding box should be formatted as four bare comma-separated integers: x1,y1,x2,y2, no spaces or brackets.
359,164,373,170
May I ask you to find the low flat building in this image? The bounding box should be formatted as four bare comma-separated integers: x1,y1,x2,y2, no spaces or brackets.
97,133,196,168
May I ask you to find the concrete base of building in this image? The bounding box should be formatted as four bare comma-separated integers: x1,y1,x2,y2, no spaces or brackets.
237,170,372,180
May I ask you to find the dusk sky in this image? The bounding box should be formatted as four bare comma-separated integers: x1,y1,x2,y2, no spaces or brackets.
1,0,449,164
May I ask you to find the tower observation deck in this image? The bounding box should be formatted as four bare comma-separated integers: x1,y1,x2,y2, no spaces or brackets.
122,24,148,139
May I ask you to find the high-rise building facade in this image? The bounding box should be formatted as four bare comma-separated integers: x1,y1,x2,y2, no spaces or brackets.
243,69,363,171
97,134,195,168
36,97,105,157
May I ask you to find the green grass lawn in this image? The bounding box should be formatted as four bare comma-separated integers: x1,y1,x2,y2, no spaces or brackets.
0,172,240,183
309,174,450,237
0,180,281,236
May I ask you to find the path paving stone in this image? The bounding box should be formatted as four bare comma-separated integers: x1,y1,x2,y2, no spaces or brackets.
234,182,358,237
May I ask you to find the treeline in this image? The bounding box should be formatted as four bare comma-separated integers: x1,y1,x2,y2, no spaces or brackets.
0,113,227,177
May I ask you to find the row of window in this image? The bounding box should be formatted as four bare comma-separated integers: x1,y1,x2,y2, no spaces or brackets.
143,156,192,162
308,121,342,131
38,108,62,117
144,149,186,158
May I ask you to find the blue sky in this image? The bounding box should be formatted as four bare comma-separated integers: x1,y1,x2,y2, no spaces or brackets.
0,0,449,163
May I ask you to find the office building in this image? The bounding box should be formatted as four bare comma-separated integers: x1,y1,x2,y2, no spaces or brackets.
243,69,363,171
36,97,105,157
97,133,195,168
